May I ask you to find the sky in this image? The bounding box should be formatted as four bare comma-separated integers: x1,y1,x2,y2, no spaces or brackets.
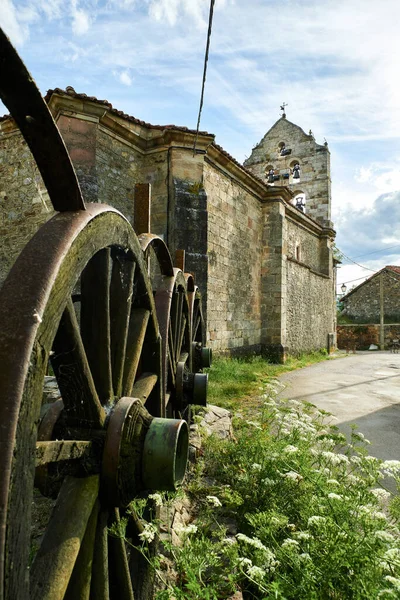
1,0,400,294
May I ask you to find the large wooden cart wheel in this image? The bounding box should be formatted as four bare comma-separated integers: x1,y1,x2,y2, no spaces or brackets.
188,284,212,374
139,235,207,418
0,206,189,600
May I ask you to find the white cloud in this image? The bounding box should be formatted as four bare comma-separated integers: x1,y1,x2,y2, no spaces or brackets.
0,0,30,45
355,163,400,194
71,7,90,35
118,70,132,86
148,0,207,28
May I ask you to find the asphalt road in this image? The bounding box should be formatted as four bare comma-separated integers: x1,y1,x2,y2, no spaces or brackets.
278,351,400,464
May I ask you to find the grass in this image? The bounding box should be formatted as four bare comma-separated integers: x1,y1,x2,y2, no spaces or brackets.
206,350,334,412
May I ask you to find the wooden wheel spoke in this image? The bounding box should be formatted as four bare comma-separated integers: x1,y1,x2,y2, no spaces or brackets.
123,308,151,396
81,248,113,405
173,291,184,358
131,372,158,404
110,253,136,398
193,312,201,340
51,299,106,428
30,475,99,600
171,291,179,359
176,314,187,362
108,509,135,600
90,509,110,600
64,500,99,600
35,440,93,467
167,347,176,387
168,321,175,366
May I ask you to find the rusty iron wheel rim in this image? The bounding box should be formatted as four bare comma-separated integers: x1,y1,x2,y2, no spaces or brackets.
0,206,168,600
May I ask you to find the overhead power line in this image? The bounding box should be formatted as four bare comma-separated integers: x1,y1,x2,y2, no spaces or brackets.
193,0,215,155
350,243,400,259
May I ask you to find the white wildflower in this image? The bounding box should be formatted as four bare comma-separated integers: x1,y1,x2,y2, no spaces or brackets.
371,488,391,501
350,456,362,465
321,451,349,465
293,531,312,540
282,538,300,549
384,548,400,562
282,471,303,482
288,400,301,407
246,420,262,430
375,531,395,543
299,552,311,561
283,445,299,454
378,589,397,598
236,533,267,552
148,493,163,507
247,565,266,581
261,478,276,487
206,495,222,507
308,516,326,527
264,399,277,407
138,522,157,544
327,492,343,501
251,463,262,471
327,479,339,486
347,474,361,484
381,460,400,476
184,524,198,535
237,557,252,567
222,537,236,545
263,549,279,572
364,455,379,464
374,511,388,521
384,576,400,590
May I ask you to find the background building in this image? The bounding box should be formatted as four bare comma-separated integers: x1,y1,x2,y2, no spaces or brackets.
340,266,400,323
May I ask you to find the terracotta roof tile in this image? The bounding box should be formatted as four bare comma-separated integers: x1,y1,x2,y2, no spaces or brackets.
387,266,400,275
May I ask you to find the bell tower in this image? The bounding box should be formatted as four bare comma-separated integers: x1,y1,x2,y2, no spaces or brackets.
244,113,332,227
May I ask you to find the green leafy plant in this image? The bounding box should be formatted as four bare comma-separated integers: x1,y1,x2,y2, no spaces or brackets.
114,366,400,599
154,386,400,598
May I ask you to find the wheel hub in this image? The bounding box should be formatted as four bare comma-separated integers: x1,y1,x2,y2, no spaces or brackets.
102,397,189,507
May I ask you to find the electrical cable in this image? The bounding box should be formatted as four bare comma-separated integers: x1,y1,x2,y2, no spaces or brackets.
350,244,400,259
192,0,215,155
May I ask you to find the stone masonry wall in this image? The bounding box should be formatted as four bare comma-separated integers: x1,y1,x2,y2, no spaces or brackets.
244,117,331,226
142,150,169,238
0,127,55,286
286,258,335,354
168,149,208,310
341,270,400,323
203,161,262,353
337,324,400,350
261,200,286,362
286,212,326,273
284,215,335,354
96,127,143,223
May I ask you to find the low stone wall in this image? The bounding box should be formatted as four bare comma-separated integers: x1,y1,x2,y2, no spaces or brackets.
337,324,400,350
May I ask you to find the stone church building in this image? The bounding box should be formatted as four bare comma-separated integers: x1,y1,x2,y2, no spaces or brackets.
0,88,336,361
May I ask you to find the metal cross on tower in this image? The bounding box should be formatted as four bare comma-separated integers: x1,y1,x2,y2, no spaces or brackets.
280,102,288,117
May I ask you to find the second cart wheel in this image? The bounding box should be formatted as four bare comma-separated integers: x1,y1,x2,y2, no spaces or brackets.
0,205,189,600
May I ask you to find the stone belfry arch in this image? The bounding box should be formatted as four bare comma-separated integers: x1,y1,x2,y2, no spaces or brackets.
244,114,332,227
